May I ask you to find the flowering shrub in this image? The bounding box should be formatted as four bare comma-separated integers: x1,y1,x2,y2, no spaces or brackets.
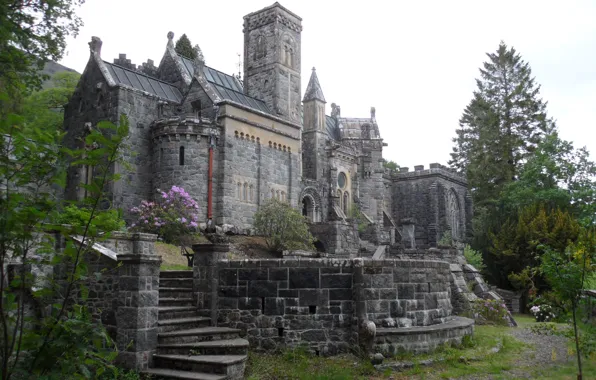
130,186,200,243
471,299,511,326
530,304,556,322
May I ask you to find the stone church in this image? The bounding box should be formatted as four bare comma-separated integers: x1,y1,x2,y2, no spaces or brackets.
63,2,472,254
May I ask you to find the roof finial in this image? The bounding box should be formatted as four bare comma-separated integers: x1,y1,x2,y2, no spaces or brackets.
312,67,316,71
89,36,102,56
167,31,174,41
303,66,326,103
371,106,376,121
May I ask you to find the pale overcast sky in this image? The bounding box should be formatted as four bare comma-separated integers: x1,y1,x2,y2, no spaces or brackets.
59,0,596,169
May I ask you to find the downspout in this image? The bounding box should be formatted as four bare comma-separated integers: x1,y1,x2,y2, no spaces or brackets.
206,134,215,232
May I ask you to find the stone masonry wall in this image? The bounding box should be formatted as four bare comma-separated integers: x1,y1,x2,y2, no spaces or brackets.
392,166,471,248
207,257,453,354
215,258,355,354
218,132,301,228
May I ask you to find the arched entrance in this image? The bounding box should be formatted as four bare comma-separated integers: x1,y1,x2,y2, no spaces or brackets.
302,195,316,222
300,187,322,223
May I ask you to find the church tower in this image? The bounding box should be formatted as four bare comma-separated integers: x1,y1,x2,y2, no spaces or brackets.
302,67,326,180
243,2,302,124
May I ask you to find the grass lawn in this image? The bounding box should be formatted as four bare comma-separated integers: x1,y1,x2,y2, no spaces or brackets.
245,314,596,379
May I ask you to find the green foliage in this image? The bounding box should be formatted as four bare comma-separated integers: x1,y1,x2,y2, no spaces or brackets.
471,299,511,326
489,204,580,292
253,199,315,253
382,159,399,171
464,244,486,272
55,205,125,235
540,227,596,377
348,204,369,233
174,33,196,59
20,71,80,133
450,41,553,207
0,0,85,104
0,100,131,379
438,230,454,247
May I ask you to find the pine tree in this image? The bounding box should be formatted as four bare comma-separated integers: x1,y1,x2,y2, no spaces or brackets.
450,41,555,206
175,33,196,59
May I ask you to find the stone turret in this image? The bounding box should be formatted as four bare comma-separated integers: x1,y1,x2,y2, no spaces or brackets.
302,67,327,181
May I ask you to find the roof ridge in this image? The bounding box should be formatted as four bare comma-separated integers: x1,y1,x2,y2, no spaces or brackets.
104,61,176,87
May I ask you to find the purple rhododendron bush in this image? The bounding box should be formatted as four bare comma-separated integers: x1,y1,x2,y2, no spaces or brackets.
130,186,200,243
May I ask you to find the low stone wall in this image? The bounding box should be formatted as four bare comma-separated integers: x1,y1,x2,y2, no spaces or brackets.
358,259,452,328
309,221,359,256
193,244,457,354
389,247,462,264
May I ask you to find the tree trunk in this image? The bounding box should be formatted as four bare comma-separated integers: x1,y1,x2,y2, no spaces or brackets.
571,301,583,380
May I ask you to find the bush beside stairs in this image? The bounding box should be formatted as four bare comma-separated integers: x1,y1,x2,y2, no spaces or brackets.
141,270,248,380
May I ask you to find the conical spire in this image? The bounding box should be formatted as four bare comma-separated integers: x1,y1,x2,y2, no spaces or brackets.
303,67,326,103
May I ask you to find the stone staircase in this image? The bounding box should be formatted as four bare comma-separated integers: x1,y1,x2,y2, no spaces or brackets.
141,270,249,380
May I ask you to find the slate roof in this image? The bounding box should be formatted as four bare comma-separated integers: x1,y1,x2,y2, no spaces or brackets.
303,68,326,103
179,55,270,114
103,61,183,103
325,115,340,141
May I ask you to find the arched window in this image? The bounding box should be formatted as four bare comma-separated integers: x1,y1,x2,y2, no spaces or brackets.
179,146,185,166
337,189,343,211
249,185,254,202
281,191,286,202
447,189,461,240
243,183,248,201
271,189,275,199
276,190,280,200
343,192,349,215
237,182,242,199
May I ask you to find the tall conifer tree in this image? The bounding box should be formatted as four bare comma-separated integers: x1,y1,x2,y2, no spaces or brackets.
450,42,554,207
174,33,196,59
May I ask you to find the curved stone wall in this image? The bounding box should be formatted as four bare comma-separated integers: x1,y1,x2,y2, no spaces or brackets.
192,248,468,355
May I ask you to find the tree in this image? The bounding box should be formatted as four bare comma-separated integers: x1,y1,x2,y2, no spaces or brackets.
450,41,554,207
175,33,196,59
20,71,80,133
0,0,85,103
254,199,315,253
0,103,131,378
382,159,399,171
540,228,596,380
489,205,580,292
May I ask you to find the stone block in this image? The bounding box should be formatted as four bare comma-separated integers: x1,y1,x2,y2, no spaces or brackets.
372,274,393,289
248,281,278,297
380,288,397,300
239,268,268,281
366,300,389,313
321,274,352,288
397,284,415,299
329,288,352,301
269,268,288,281
219,286,243,297
301,329,327,342
264,298,285,315
218,297,239,309
279,289,299,298
289,268,319,288
299,289,319,306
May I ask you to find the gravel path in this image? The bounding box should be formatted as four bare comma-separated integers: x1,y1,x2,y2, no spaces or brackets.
498,327,574,379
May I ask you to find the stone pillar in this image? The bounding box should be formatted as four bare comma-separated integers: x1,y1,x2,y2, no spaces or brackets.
192,243,229,325
116,233,160,370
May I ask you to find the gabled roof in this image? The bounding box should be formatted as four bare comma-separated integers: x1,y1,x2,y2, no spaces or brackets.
303,68,325,103
103,61,183,102
178,55,270,114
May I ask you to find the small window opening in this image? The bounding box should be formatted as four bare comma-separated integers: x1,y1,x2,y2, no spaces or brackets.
278,327,284,337
309,305,316,314
261,297,266,315
315,349,320,356
179,146,185,165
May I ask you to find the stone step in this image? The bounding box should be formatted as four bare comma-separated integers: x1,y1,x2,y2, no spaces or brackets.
157,338,249,356
160,270,193,279
159,327,241,344
159,297,194,307
153,354,246,378
158,306,198,320
141,368,225,380
159,287,194,298
160,277,194,288
158,316,211,333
